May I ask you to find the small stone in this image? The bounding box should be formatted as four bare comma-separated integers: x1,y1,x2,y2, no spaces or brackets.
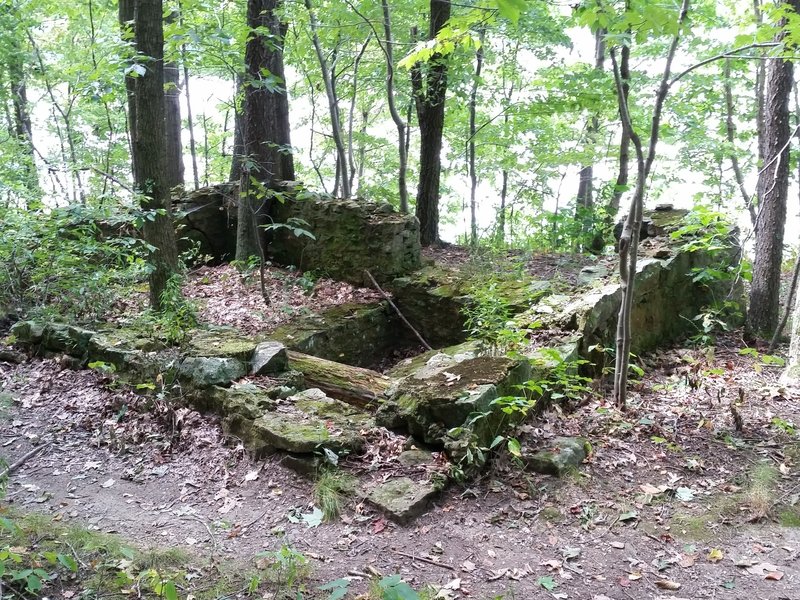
366,477,438,523
577,265,609,287
397,449,435,467
251,341,288,375
526,437,589,477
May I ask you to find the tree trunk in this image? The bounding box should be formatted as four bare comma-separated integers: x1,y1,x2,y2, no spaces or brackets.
236,0,294,262
412,0,451,246
229,77,245,182
304,0,350,198
380,0,409,212
591,41,629,254
164,10,184,191
747,1,797,336
7,35,38,197
468,28,485,248
576,28,605,250
123,0,180,310
177,0,199,190
287,351,391,407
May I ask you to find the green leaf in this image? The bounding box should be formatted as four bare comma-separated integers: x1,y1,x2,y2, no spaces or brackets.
507,438,522,458
495,0,527,25
57,553,78,572
163,580,178,600
26,574,42,593
536,575,557,590
302,507,324,528
318,578,350,600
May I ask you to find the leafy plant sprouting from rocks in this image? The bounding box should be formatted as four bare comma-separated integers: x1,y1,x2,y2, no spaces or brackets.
133,274,198,345
448,349,592,480
462,279,534,356
670,205,744,344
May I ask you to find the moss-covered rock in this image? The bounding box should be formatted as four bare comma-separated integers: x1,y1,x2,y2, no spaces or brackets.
271,195,422,285
185,328,258,361
379,355,530,449
177,356,246,388
271,302,405,367
365,477,439,523
9,321,45,345
526,437,590,476
246,388,373,454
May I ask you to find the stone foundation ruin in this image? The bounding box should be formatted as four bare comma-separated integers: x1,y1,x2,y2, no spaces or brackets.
12,201,743,522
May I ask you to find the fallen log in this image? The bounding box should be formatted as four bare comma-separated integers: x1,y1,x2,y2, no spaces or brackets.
287,351,392,408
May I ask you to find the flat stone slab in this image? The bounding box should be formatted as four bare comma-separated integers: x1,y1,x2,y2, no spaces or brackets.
249,388,373,454
366,477,438,523
185,328,258,361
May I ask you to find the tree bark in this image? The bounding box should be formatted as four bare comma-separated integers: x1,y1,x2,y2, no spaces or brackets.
164,10,184,191
229,77,245,182
747,1,798,336
576,28,605,250
611,0,690,409
236,0,295,262
287,351,391,408
123,0,180,310
468,28,485,248
412,0,451,246
304,0,350,198
7,34,38,197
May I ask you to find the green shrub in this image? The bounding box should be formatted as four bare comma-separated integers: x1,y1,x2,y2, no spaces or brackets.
0,205,146,322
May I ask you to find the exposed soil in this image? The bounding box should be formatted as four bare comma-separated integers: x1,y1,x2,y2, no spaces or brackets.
3,328,800,599
4,259,800,599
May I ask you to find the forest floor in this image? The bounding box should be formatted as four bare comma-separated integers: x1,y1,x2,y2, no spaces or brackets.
3,259,800,600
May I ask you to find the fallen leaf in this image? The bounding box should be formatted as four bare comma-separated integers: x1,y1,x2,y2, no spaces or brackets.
101,478,115,488
487,569,507,581
610,541,625,549
640,483,669,495
243,468,261,482
678,554,696,568
745,562,783,577
655,579,681,590
372,518,387,534
765,571,784,581
460,560,476,573
707,548,724,563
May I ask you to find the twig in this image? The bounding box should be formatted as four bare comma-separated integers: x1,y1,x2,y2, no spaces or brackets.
591,514,620,541
364,269,432,350
91,167,133,193
241,507,271,530
390,549,455,571
0,443,49,479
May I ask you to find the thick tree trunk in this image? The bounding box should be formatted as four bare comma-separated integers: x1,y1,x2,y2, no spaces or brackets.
236,0,294,262
412,0,451,246
287,351,391,407
164,11,184,191
748,2,797,336
124,0,180,310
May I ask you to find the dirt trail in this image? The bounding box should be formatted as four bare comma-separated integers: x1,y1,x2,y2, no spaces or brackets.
3,342,800,599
